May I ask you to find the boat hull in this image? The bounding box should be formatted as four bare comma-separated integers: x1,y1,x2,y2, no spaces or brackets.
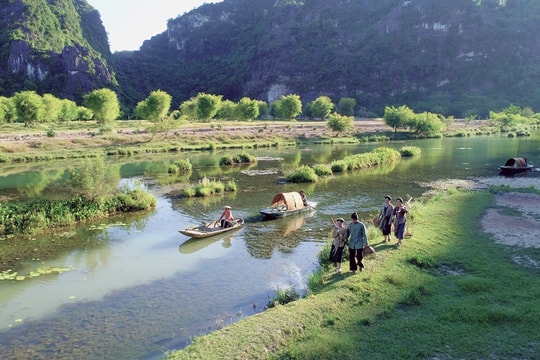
260,202,316,220
179,219,243,238
499,165,533,175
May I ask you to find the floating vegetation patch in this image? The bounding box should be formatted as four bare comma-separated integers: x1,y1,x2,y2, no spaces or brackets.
0,266,74,281
88,223,127,231
241,169,279,176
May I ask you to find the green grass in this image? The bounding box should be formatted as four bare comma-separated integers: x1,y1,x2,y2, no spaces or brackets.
168,189,540,359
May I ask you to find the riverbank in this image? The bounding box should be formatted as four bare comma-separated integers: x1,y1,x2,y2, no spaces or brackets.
168,182,540,359
0,118,486,163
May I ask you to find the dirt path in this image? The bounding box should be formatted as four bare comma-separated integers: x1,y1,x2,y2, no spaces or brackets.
481,192,540,249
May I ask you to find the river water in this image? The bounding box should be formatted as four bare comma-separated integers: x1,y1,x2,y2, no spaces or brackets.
0,132,538,359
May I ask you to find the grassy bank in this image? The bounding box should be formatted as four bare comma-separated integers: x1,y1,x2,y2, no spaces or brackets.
168,189,540,359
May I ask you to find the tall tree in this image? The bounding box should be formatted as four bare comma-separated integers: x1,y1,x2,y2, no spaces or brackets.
42,94,63,122
195,93,222,122
327,112,354,137
338,98,356,116
83,88,120,124
234,97,259,121
13,91,45,126
309,96,334,119
135,90,172,121
383,105,415,132
274,94,302,120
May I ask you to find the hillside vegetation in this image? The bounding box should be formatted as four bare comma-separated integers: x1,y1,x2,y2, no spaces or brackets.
2,0,540,118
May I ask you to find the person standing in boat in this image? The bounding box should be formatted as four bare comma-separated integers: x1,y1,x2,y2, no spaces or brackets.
377,195,394,243
299,190,308,207
347,212,369,274
393,198,409,247
218,205,234,228
329,218,348,274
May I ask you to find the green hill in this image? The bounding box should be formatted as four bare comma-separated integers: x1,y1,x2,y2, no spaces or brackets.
2,0,540,118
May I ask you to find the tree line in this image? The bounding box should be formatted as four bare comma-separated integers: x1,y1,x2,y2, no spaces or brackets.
1,88,537,138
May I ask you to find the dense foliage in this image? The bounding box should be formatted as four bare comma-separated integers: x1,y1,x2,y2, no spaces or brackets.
0,0,114,101
0,190,156,235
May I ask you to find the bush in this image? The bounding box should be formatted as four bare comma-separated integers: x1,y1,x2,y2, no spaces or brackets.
286,165,318,183
313,164,332,176
0,189,156,235
331,161,347,173
64,156,120,200
219,153,256,166
267,287,301,308
183,177,238,197
169,159,192,174
399,145,422,157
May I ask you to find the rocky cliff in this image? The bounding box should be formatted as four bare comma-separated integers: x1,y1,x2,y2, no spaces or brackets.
0,0,115,102
115,0,540,117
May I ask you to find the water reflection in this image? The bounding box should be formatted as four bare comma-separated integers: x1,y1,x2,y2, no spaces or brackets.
178,231,241,254
244,212,317,259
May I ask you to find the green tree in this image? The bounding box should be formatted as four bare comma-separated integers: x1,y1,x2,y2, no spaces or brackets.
234,97,260,121
274,94,302,120
503,103,522,116
194,93,222,122
13,91,46,126
42,93,63,122
0,97,17,122
83,88,120,124
179,98,197,120
216,99,237,120
383,105,415,132
256,100,269,119
409,112,445,136
338,97,356,116
309,96,334,120
59,99,80,121
326,112,354,137
0,97,12,123
77,106,93,120
134,90,172,121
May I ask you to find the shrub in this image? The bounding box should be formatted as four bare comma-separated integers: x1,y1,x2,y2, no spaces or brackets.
313,164,332,176
267,287,300,308
399,145,422,157
331,161,347,173
219,153,256,166
224,180,238,192
169,159,192,174
183,177,238,197
286,165,318,183
0,188,156,235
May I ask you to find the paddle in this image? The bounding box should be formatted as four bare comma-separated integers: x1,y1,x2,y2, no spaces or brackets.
207,220,219,228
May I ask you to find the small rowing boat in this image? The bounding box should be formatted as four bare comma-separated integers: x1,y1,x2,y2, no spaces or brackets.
259,192,316,220
499,157,533,175
179,218,244,238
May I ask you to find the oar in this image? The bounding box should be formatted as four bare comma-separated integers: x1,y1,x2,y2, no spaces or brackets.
207,220,219,228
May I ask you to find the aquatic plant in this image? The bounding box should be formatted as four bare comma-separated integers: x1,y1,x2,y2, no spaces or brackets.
286,165,318,183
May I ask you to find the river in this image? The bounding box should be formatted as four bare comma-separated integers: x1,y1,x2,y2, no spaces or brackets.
0,132,538,359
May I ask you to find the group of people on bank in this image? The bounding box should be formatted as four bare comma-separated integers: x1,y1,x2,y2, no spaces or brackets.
329,195,409,274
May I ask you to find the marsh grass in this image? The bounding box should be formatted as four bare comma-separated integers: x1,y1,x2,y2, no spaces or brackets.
183,177,238,197
169,189,540,359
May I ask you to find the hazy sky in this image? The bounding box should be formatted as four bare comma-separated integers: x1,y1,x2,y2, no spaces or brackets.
87,0,223,52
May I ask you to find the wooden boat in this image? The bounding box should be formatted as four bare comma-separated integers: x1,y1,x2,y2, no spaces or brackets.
259,192,317,219
499,157,534,175
179,218,244,238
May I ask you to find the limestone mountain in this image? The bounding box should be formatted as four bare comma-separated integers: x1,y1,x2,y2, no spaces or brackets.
114,0,540,117
2,0,540,118
0,0,115,102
